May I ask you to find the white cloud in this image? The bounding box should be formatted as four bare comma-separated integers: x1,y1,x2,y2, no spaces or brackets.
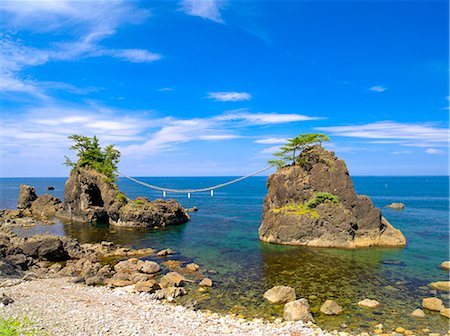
207,91,252,102
104,49,162,63
392,151,412,155
260,145,282,154
180,0,225,23
317,121,448,148
0,1,158,98
122,118,238,156
157,88,174,92
425,148,443,155
217,111,322,124
369,85,388,93
254,137,287,144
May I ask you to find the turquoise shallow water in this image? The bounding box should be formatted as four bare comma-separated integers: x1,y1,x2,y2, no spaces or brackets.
1,176,449,333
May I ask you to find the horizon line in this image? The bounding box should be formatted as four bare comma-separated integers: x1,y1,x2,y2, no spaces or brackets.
0,175,449,178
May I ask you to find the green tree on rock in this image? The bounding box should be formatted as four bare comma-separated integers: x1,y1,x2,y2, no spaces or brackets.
268,133,330,168
64,135,121,182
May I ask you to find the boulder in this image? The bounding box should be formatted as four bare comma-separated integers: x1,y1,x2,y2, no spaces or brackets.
114,259,139,273
5,254,32,270
104,279,133,287
84,276,104,286
150,287,187,300
185,263,200,272
17,184,37,209
137,260,160,274
0,261,20,277
21,235,69,261
440,308,450,318
320,300,343,315
440,261,450,270
411,308,426,318
385,203,405,210
163,260,183,269
116,198,190,228
134,280,158,293
259,146,406,248
199,278,213,287
157,249,174,256
30,194,62,219
358,299,380,308
422,297,445,311
429,281,450,291
283,299,314,322
0,293,13,306
159,272,185,288
263,286,296,304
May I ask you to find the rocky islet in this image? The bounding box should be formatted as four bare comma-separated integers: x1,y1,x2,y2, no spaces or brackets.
259,146,406,248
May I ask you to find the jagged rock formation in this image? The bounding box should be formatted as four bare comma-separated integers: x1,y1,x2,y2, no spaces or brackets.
16,185,62,221
116,197,190,228
259,146,406,248
17,184,37,209
58,168,125,223
57,167,189,228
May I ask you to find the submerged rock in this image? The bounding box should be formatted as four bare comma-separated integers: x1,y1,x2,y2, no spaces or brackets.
358,299,380,308
440,261,450,270
320,300,343,315
429,281,450,292
263,285,296,304
157,249,175,256
199,277,213,287
422,297,445,311
283,298,314,322
440,308,450,318
259,146,406,248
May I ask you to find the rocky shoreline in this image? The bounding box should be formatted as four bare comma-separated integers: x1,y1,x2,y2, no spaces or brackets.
1,277,332,336
0,214,334,336
1,213,449,335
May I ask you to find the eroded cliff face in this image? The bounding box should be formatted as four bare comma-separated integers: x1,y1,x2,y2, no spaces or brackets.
259,146,406,248
58,168,124,223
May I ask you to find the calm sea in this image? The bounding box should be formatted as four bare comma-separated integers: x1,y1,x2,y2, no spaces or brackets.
1,176,448,333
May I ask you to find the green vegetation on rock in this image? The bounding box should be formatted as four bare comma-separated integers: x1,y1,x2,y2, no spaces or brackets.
305,192,339,209
64,134,121,182
268,133,330,168
270,203,319,219
116,192,128,203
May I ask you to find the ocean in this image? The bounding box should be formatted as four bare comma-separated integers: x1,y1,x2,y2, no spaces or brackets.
1,176,448,333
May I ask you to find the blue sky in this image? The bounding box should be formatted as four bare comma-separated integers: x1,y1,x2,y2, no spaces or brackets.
0,0,448,177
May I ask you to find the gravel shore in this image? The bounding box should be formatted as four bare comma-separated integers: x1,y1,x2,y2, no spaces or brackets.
0,277,332,336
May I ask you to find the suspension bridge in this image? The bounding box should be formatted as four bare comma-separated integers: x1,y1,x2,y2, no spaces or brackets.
117,165,275,198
